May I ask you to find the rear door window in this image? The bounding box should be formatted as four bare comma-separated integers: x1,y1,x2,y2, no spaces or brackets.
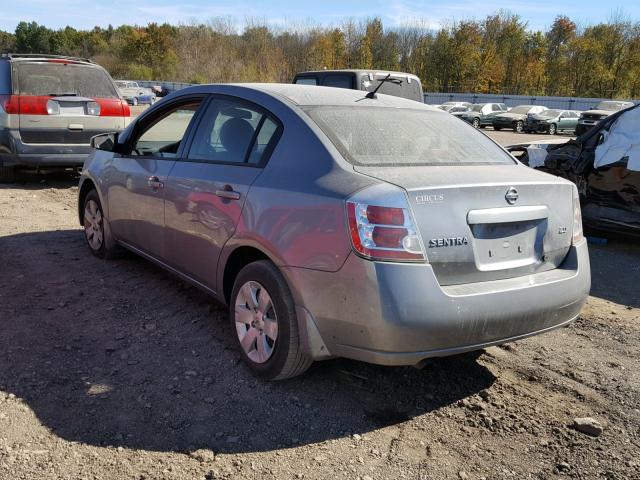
322,74,353,89
188,97,282,166
294,77,318,85
14,62,118,98
0,61,11,94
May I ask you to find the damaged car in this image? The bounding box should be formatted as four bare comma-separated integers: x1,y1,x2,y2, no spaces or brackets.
507,104,640,236
575,100,635,136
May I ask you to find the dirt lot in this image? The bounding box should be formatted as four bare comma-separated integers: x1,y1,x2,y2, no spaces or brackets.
0,168,638,480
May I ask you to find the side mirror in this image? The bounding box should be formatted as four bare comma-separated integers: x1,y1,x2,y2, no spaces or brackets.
90,132,124,153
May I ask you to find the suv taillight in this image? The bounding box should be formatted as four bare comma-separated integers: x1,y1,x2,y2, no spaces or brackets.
346,184,425,262
0,95,19,114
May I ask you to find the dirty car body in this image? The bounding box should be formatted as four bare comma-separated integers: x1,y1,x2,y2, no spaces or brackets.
78,84,590,379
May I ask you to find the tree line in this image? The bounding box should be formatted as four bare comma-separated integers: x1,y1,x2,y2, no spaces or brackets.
1,12,639,99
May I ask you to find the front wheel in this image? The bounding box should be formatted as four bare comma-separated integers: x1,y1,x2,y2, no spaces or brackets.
231,260,312,380
548,123,557,135
515,121,524,133
472,118,480,128
82,189,120,259
132,97,138,106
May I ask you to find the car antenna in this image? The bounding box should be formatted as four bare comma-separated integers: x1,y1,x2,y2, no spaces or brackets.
365,74,391,99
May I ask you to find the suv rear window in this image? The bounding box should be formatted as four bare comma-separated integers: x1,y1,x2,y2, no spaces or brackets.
305,106,514,167
14,62,118,98
363,76,423,102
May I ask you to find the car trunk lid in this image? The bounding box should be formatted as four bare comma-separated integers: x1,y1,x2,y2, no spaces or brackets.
354,164,574,285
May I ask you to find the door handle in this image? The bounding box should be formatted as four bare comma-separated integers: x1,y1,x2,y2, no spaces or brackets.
147,176,164,190
215,186,241,200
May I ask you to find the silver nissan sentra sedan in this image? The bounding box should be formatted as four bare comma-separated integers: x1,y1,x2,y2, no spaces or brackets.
78,83,591,380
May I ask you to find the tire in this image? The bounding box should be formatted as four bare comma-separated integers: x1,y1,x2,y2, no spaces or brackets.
548,123,557,135
132,97,138,106
515,121,524,133
82,189,120,259
0,165,15,182
472,118,480,128
230,260,312,380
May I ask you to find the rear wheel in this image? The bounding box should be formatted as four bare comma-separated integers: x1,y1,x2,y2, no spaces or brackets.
230,260,312,380
548,123,557,135
472,118,480,128
515,121,524,133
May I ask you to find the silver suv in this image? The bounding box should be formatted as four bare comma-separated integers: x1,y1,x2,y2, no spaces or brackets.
0,54,130,181
78,84,591,380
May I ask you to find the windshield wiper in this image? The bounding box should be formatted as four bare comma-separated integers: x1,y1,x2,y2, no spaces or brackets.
365,74,392,99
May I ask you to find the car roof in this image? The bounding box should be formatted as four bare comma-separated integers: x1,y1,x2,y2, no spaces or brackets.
178,83,434,110
295,69,420,79
1,53,95,65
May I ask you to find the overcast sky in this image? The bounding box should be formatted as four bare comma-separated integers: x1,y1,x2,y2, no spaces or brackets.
2,0,638,32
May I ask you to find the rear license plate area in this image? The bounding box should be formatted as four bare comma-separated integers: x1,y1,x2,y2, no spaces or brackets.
471,220,544,271
58,101,86,116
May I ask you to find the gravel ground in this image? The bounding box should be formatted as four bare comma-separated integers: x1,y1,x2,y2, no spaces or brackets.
0,161,638,480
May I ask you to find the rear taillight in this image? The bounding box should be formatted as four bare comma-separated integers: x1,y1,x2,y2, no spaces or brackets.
0,95,19,114
95,98,130,117
0,95,49,115
86,101,100,116
120,99,131,117
346,184,425,262
46,99,59,115
572,186,584,244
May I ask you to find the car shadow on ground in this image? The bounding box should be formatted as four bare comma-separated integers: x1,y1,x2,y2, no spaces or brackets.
0,229,496,454
0,169,79,190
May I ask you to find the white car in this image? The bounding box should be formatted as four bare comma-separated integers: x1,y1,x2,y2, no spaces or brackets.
114,80,156,106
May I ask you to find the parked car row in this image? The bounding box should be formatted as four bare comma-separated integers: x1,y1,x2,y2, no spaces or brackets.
437,99,635,136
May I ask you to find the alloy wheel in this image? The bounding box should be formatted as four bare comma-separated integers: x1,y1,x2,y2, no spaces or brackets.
234,281,278,364
84,199,104,251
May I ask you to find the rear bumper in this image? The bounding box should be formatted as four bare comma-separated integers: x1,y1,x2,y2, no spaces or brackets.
283,240,590,365
0,128,91,167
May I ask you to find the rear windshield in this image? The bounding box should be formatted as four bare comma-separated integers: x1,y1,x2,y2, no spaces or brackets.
305,106,515,167
363,77,423,103
540,109,560,117
14,62,118,98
